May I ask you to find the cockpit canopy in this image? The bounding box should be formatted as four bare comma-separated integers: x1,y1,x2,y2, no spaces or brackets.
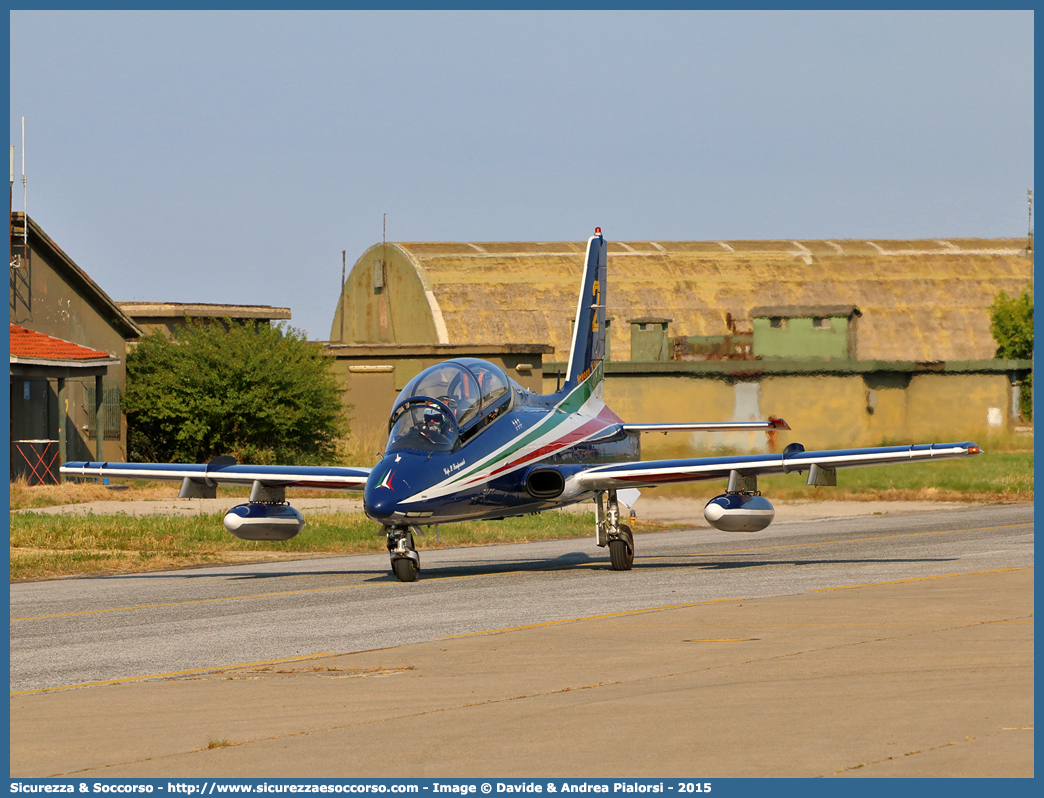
386,359,513,453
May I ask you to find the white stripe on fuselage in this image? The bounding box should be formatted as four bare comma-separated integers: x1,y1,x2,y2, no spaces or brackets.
400,383,609,505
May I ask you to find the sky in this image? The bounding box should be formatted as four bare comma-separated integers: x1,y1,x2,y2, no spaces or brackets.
9,10,1035,341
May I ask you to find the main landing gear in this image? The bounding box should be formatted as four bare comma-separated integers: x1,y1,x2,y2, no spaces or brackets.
595,490,634,571
386,526,421,582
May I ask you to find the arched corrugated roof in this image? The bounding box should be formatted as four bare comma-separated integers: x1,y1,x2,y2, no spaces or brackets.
331,238,1032,362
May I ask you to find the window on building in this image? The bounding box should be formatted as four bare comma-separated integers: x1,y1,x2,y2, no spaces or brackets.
84,382,122,441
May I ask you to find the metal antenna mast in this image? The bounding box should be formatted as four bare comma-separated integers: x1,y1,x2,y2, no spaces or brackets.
21,116,27,249
1028,189,1033,255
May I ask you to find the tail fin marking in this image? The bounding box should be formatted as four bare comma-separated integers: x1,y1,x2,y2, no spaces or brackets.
564,231,608,389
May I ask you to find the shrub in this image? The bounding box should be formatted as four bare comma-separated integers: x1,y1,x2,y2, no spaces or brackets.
125,321,346,464
989,285,1033,420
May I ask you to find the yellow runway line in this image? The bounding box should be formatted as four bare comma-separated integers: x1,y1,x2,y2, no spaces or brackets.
12,565,558,623
439,566,1032,640
11,652,340,697
12,584,371,622
812,566,1029,592
439,598,743,639
648,522,1033,560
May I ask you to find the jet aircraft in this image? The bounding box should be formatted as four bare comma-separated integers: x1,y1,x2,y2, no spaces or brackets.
62,229,982,581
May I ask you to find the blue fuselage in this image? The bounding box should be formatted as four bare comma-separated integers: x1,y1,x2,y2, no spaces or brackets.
363,386,637,527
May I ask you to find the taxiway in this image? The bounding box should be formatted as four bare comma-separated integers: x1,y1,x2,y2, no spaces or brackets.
10,503,1034,777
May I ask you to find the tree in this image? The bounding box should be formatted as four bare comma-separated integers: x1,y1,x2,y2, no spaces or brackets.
125,321,347,464
988,285,1033,420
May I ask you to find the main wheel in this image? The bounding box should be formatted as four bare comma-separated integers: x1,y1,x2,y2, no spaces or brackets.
608,538,634,571
392,557,419,582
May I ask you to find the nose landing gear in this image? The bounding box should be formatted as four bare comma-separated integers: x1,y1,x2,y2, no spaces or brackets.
386,527,420,582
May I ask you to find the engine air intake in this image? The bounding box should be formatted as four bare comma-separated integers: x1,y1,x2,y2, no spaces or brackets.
525,468,565,499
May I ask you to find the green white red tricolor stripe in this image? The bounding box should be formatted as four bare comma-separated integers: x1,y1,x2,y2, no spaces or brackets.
402,363,617,504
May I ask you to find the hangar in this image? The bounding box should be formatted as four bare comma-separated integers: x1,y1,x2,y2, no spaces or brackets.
329,237,1032,452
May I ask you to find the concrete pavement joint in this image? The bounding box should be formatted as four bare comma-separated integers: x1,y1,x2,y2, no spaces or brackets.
57,604,1031,775
51,679,628,777
828,729,1035,776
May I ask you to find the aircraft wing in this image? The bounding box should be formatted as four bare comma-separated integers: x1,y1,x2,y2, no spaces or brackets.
60,460,371,491
573,441,982,491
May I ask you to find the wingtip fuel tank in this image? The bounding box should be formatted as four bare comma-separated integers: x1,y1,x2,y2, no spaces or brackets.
223,503,305,541
703,493,775,532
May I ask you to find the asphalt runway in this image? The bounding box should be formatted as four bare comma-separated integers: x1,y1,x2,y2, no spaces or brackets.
11,503,1033,695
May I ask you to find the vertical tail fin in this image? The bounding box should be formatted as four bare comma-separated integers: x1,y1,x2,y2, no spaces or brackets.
563,229,608,390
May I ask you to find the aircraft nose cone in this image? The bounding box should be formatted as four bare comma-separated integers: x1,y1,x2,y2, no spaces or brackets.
364,461,399,522
365,494,396,522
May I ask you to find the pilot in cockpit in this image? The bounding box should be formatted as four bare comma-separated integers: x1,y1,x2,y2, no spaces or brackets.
421,408,450,445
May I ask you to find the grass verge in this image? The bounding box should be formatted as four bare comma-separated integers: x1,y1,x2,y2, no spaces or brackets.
10,510,603,581
10,451,1031,581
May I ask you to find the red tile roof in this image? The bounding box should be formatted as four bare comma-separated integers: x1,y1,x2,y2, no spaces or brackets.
9,325,114,362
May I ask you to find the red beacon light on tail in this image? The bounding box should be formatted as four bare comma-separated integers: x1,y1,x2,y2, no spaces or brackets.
595,227,601,234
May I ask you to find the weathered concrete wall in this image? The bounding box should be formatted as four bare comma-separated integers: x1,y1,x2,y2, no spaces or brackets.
119,303,290,340
542,366,1026,457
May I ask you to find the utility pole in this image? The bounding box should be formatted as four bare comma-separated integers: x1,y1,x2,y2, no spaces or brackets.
340,250,346,342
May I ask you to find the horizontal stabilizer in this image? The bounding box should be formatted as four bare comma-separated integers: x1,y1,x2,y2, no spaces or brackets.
623,418,791,433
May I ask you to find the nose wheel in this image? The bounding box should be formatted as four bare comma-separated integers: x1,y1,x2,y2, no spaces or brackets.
392,557,419,582
386,527,420,582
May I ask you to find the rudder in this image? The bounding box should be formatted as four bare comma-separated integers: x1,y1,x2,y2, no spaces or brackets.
564,229,608,389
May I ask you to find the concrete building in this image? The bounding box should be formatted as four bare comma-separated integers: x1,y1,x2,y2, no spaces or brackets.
329,237,1032,453
323,342,553,449
117,302,291,339
9,326,121,483
9,212,141,477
